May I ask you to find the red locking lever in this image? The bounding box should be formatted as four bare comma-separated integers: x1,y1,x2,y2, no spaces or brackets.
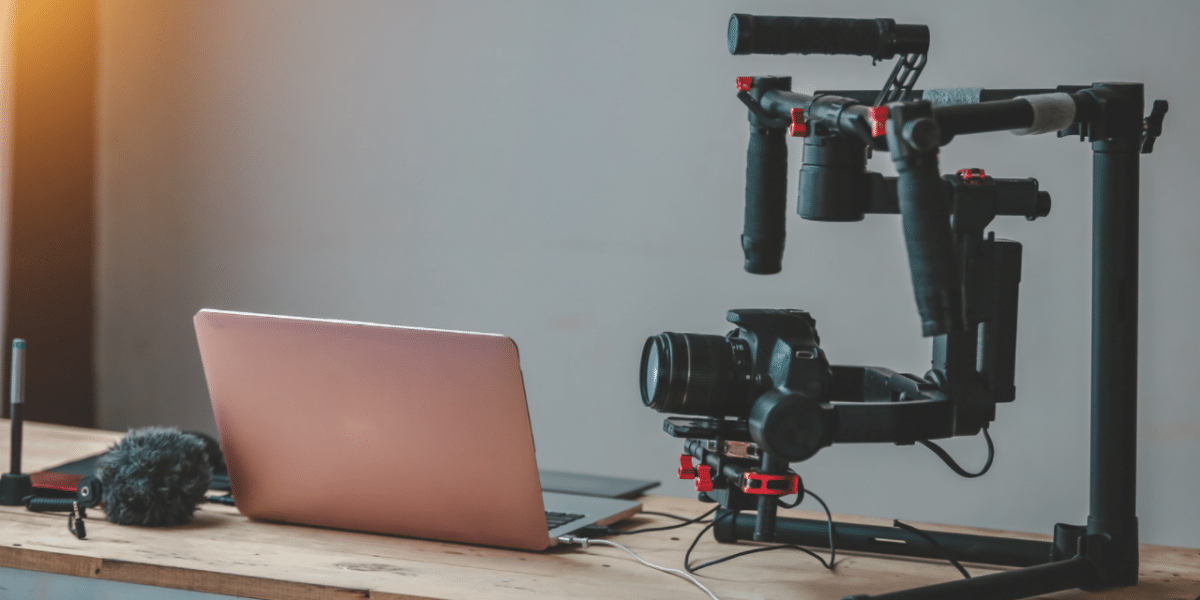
695,465,714,492
740,471,800,496
678,454,696,479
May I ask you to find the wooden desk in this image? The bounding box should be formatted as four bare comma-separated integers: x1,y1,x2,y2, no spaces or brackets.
1,420,1197,600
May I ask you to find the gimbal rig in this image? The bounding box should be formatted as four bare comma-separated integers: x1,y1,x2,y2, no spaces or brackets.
638,14,1168,600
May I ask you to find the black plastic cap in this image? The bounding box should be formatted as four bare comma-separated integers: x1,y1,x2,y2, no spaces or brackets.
743,252,783,275
1034,191,1052,218
0,472,33,506
729,14,751,55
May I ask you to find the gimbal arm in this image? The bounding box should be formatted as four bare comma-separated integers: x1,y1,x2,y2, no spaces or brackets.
671,16,1171,600
739,81,1095,337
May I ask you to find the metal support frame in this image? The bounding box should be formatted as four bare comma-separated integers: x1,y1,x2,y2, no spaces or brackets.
700,82,1155,600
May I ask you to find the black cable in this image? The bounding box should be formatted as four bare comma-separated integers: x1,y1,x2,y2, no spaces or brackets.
684,512,832,573
917,426,994,478
609,506,719,535
643,510,710,523
775,471,804,509
801,489,837,569
684,488,838,574
777,493,803,508
689,540,832,573
206,493,236,506
892,519,970,579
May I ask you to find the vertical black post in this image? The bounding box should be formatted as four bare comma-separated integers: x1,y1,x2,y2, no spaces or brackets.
753,453,781,541
0,339,31,505
1085,82,1142,588
9,340,26,475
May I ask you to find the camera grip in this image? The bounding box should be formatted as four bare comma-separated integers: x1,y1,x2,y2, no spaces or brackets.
742,124,788,274
728,14,928,59
896,157,963,337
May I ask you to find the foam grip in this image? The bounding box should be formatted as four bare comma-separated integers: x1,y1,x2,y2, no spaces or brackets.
896,157,964,337
728,14,928,59
742,125,788,274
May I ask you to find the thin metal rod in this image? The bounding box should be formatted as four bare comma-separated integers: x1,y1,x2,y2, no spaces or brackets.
8,339,25,475
714,514,1052,568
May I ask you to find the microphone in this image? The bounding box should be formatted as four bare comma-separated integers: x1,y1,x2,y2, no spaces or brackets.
94,427,214,526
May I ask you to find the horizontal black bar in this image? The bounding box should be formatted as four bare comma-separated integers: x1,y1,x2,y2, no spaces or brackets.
760,89,871,137
729,15,928,59
714,514,1054,568
934,100,1034,137
813,88,1080,105
847,556,1094,600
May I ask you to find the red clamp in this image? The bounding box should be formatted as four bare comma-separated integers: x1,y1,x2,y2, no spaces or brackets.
736,76,753,92
678,454,696,479
957,168,987,181
740,471,800,496
869,106,889,138
790,108,808,137
695,465,714,492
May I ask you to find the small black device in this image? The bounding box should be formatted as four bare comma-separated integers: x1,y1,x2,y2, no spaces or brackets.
539,470,659,500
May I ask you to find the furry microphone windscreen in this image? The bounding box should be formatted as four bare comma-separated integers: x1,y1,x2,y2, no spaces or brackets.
96,427,214,526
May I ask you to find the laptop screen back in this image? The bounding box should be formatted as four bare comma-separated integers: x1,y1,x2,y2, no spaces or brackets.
194,309,554,550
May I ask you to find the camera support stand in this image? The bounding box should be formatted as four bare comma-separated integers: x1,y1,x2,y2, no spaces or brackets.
644,15,1168,600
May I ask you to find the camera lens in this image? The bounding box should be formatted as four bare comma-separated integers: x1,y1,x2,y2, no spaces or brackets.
640,332,752,417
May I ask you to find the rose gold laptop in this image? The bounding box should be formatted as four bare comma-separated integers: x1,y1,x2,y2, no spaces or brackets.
194,309,641,551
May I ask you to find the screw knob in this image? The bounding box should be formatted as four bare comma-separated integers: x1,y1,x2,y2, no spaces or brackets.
1141,99,1168,154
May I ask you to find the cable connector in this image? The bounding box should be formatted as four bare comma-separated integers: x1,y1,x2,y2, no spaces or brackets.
557,534,591,549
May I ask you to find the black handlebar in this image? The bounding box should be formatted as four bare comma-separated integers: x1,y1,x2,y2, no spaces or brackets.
741,77,792,275
887,103,964,336
742,124,788,274
728,14,929,59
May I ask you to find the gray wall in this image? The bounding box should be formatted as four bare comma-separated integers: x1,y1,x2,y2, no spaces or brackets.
96,1,1200,548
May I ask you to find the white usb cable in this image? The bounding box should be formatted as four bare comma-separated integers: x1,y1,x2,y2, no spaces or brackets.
557,535,721,600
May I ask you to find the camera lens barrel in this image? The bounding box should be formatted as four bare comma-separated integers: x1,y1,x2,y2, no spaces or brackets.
641,333,752,417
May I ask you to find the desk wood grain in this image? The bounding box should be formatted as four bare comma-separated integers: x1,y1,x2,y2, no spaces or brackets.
1,420,1197,600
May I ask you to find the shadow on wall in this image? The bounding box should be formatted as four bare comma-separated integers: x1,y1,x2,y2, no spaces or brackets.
1,0,97,427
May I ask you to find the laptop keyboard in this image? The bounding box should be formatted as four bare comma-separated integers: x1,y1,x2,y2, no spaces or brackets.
546,511,586,531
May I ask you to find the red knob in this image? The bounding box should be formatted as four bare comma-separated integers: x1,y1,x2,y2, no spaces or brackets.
869,106,889,138
736,77,753,92
957,168,987,180
695,465,714,492
678,454,696,479
790,108,809,137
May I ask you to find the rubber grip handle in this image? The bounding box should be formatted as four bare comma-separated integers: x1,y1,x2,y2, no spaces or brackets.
742,125,788,274
729,14,928,59
896,157,963,336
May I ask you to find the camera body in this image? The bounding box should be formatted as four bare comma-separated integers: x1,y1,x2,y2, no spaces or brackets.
641,308,835,462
